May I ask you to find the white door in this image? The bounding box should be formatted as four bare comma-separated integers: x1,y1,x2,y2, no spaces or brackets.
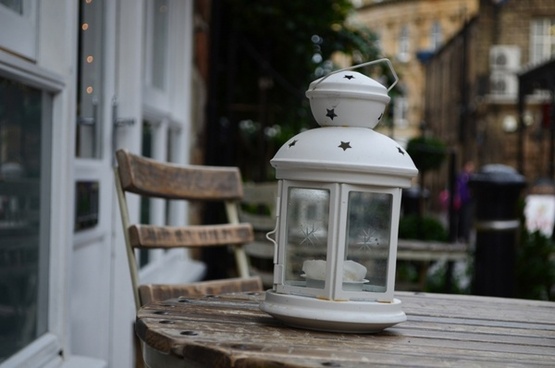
70,0,140,365
70,0,197,366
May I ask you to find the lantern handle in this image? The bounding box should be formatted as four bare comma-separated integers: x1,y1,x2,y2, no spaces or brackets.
266,226,277,248
266,222,278,262
310,58,398,92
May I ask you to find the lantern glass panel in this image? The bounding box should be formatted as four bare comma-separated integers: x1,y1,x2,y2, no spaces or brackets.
344,191,392,293
285,187,330,288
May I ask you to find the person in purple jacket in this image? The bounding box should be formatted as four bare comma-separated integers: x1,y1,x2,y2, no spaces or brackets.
455,160,475,242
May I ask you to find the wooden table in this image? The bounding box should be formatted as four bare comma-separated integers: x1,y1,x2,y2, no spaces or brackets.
136,291,555,367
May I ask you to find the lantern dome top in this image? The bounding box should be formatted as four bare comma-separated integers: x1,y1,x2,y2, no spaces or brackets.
305,59,398,129
271,126,417,187
306,71,389,102
271,59,416,187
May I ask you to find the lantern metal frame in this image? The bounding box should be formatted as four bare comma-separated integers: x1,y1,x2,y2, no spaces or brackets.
272,181,401,302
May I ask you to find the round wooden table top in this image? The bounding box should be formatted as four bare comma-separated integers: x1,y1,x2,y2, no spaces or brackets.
136,291,555,367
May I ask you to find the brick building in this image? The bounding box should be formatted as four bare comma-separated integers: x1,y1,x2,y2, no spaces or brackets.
351,0,479,144
424,0,555,197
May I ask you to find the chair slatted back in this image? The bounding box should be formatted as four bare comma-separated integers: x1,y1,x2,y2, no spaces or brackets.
114,149,258,311
117,148,244,200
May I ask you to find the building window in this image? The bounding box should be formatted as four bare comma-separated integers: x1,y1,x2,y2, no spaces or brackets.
375,32,383,55
0,75,51,364
398,25,410,62
530,18,555,64
430,21,442,50
394,96,409,129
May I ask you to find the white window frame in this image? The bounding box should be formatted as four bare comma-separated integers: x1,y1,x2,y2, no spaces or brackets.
138,0,199,285
0,0,38,60
138,116,204,285
0,49,67,368
397,25,410,63
430,21,442,50
393,96,409,129
530,18,555,64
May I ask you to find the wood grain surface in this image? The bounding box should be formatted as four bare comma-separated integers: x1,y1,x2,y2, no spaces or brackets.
136,291,555,367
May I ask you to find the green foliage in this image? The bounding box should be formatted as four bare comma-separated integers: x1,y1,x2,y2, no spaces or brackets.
406,136,447,173
397,214,471,294
228,0,379,82
516,230,555,301
222,0,382,181
425,260,471,294
398,214,448,242
229,0,381,118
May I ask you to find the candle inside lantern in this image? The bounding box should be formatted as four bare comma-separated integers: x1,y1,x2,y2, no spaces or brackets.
303,259,367,282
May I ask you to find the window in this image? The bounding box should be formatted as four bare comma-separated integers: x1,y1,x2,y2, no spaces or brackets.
0,75,51,364
398,25,410,62
430,21,442,50
138,119,182,268
393,96,409,129
138,0,195,285
375,32,383,55
530,18,555,64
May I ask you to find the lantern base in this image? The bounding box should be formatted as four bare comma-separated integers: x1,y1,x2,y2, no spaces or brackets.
260,290,406,333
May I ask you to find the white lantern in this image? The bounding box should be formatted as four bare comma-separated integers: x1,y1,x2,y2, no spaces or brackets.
260,59,418,333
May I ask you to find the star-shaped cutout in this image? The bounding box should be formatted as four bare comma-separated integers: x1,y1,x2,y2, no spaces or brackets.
344,75,355,80
288,139,298,148
326,108,337,120
397,147,405,155
339,141,352,151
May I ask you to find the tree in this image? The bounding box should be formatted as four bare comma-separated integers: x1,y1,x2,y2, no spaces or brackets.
206,0,382,181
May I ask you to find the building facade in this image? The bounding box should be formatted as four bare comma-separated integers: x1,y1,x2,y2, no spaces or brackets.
0,1,209,367
351,0,479,144
424,0,555,195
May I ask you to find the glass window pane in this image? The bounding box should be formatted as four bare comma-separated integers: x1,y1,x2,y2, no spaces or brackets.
76,0,103,158
530,18,555,64
0,76,49,362
398,25,410,62
431,21,442,50
285,187,329,288
345,191,392,293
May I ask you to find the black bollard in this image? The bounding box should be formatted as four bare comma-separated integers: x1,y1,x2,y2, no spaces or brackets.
469,164,526,297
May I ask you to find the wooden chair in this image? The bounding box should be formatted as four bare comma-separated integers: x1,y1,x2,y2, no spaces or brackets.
238,182,278,287
115,149,263,367
114,149,262,312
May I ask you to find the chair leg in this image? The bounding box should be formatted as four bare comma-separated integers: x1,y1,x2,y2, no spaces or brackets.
133,323,145,368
